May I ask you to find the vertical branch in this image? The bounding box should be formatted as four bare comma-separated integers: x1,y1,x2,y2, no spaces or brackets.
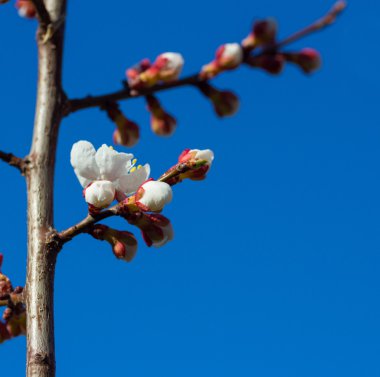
25,1,66,377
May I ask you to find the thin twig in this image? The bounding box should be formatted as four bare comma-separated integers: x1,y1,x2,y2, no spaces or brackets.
29,0,51,28
66,1,346,115
275,0,346,49
0,150,26,174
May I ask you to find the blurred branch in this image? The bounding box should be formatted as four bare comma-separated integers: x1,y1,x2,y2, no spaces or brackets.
275,0,346,49
0,150,27,174
65,0,346,115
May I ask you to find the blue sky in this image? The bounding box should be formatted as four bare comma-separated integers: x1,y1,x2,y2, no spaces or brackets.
1,0,380,376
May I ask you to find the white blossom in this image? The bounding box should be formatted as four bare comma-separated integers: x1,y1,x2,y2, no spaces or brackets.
137,180,173,212
71,140,150,208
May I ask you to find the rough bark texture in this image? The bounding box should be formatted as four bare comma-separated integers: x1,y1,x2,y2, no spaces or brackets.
25,1,66,376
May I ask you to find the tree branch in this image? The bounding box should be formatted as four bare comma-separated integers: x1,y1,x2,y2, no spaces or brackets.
66,1,346,115
29,0,52,28
0,150,27,174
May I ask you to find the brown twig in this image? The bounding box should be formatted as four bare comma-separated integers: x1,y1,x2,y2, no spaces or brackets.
0,150,27,174
66,1,346,115
29,0,52,28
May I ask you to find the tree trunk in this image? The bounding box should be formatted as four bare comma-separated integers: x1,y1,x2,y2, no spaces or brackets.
25,1,66,376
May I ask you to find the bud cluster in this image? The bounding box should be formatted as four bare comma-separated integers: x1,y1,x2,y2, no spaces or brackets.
242,18,321,75
0,255,26,344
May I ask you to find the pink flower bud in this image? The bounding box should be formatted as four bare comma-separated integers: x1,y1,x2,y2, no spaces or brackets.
146,96,177,136
198,83,239,117
126,59,151,89
15,0,36,18
135,180,173,212
178,148,214,181
285,48,322,74
141,214,174,248
246,54,285,75
105,104,140,147
201,43,243,79
92,225,138,262
112,121,140,147
242,18,277,49
127,213,174,248
138,52,184,87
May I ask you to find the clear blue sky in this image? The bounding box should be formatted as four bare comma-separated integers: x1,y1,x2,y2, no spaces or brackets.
1,1,380,376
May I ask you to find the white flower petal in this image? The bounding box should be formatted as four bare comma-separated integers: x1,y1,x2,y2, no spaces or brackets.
85,180,115,209
192,149,214,165
138,181,173,212
95,144,134,182
152,223,174,248
70,141,100,187
222,43,243,64
116,163,151,195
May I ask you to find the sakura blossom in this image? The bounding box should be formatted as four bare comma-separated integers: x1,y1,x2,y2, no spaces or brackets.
70,141,150,209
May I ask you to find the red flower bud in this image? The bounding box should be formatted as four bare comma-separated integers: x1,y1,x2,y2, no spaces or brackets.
15,0,36,18
91,225,138,262
246,54,285,75
146,96,177,136
104,103,140,147
285,48,322,74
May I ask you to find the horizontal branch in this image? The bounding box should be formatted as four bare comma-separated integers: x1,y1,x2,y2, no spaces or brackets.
67,74,201,114
66,1,346,115
0,150,27,174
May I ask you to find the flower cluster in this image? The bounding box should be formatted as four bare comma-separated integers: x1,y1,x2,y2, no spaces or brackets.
71,141,214,259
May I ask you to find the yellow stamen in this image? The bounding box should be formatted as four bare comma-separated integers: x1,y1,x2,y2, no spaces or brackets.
130,167,137,173
132,158,137,165
137,165,142,169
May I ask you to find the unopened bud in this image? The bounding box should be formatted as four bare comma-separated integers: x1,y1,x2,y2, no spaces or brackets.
198,83,239,117
91,225,138,262
135,180,173,212
126,59,151,89
146,96,177,136
138,52,184,88
285,48,322,74
201,43,243,79
105,103,140,147
177,148,214,181
242,18,277,50
246,54,285,75
15,0,36,18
